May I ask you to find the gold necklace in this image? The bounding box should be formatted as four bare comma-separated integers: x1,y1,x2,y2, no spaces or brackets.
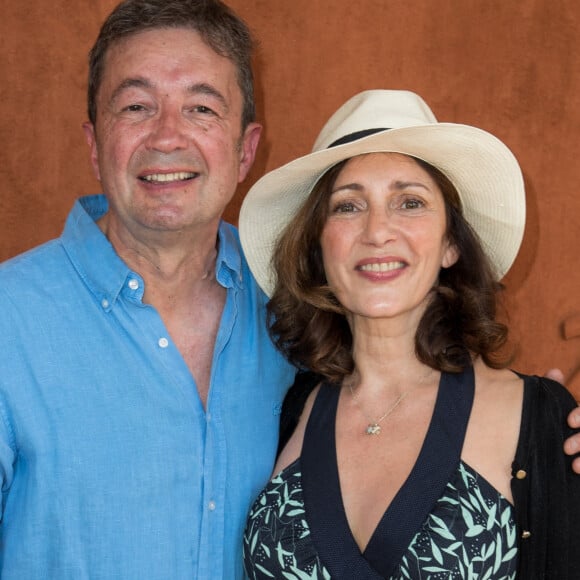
347,370,432,436
348,383,409,435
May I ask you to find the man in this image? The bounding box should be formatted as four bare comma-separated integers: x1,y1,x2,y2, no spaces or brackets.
0,1,294,578
0,1,578,579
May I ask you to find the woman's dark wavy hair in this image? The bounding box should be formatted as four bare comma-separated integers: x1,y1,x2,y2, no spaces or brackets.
87,0,256,130
268,155,511,384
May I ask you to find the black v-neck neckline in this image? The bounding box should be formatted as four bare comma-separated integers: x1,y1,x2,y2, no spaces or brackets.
300,367,475,579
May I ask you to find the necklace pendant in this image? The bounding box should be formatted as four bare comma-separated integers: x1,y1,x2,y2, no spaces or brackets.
366,423,382,435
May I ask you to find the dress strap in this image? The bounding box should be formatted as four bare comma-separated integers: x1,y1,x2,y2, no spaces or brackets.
301,367,476,579
302,380,383,578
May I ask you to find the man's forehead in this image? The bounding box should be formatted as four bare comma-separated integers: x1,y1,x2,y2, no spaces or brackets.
104,27,212,61
99,27,238,91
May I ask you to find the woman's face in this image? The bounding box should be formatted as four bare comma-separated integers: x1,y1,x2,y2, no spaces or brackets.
320,152,458,324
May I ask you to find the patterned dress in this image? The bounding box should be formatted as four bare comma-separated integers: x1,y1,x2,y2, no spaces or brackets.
243,368,518,579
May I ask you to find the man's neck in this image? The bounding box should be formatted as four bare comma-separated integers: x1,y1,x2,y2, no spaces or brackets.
97,211,222,302
97,211,227,406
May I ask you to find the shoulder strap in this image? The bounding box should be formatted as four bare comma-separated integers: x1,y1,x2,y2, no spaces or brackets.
277,371,322,457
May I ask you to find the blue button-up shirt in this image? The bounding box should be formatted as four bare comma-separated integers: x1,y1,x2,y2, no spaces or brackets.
0,195,295,579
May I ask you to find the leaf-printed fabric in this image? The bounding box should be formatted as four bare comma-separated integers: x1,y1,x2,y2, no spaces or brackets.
243,460,516,579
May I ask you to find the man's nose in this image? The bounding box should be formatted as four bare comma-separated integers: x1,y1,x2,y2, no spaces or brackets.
145,107,189,152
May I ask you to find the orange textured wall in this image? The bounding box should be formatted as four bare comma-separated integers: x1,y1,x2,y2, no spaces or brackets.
1,1,579,396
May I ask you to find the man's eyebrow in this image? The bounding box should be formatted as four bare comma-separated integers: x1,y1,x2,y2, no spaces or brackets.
109,77,152,104
109,79,229,112
186,82,229,112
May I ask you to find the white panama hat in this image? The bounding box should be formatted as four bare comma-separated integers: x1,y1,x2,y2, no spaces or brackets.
239,90,526,297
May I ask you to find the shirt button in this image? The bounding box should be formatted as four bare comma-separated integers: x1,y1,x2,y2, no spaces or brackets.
101,299,110,309
522,530,531,539
128,279,139,290
515,469,527,479
158,337,169,348
208,501,216,511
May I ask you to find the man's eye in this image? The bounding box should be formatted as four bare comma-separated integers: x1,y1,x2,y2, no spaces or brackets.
123,104,146,112
193,105,216,115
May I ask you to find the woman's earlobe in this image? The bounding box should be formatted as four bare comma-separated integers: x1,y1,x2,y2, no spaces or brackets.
441,243,460,269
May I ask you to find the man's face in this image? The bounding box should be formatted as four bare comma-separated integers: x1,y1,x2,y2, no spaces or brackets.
83,27,261,239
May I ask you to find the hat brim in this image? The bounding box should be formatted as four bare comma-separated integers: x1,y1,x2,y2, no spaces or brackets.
239,123,525,297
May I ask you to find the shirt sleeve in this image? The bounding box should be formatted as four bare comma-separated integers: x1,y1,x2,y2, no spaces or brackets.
0,394,16,514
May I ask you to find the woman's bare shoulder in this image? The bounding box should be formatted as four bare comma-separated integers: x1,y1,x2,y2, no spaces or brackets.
474,360,524,403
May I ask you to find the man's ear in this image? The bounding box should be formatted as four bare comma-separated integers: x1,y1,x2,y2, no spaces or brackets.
237,122,262,183
82,122,101,182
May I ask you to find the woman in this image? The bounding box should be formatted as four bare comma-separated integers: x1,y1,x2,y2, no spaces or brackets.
239,90,580,578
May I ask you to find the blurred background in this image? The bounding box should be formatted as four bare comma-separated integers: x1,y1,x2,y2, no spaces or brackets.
1,0,578,396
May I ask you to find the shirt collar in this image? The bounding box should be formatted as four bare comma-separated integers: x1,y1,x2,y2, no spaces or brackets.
61,195,131,308
215,220,245,291
61,195,245,307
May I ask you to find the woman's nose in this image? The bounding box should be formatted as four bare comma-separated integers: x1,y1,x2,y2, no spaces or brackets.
362,208,396,245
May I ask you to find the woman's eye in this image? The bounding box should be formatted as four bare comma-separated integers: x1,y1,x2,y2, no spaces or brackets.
400,198,424,210
332,201,358,213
